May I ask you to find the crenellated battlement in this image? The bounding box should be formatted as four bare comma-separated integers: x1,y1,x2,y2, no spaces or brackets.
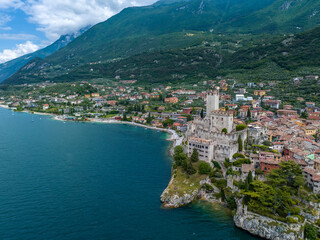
207,89,219,96
210,110,233,117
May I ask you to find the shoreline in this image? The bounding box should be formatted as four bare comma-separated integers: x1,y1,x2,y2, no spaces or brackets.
0,105,182,156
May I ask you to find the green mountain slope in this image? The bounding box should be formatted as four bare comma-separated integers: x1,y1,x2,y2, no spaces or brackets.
4,0,320,85
30,26,320,84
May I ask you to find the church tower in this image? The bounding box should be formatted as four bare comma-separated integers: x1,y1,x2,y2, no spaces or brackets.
206,89,219,116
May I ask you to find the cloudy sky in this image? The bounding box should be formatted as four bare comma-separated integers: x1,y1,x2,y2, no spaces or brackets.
0,0,158,63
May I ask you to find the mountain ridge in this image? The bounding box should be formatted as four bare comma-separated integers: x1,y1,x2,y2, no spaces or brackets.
3,0,320,84
0,26,90,82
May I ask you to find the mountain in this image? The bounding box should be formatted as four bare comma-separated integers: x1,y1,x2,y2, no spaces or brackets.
0,27,89,82
4,0,320,84
8,26,320,85
27,25,319,84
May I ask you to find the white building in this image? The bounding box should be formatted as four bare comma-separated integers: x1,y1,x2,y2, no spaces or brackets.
188,137,214,162
236,94,245,101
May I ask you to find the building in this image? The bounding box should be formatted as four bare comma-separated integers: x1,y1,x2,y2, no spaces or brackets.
188,137,214,162
265,100,281,109
235,94,245,102
303,168,320,194
277,109,298,117
254,90,266,96
302,126,317,136
259,152,283,173
43,104,49,110
187,90,246,161
165,97,178,104
91,93,100,97
207,90,219,113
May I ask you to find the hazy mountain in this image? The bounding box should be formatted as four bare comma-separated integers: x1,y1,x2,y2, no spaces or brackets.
0,26,89,82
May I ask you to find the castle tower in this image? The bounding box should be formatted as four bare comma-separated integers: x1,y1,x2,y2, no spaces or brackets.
206,89,219,116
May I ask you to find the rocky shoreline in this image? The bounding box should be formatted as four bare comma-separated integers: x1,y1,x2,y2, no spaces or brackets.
160,172,307,240
234,204,304,240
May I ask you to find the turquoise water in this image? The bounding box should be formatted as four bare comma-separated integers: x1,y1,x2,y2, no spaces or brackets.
0,108,259,240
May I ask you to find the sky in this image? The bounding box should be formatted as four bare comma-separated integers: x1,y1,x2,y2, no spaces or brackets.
0,0,158,64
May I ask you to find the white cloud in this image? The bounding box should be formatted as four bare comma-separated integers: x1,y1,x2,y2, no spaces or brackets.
0,33,37,40
0,41,39,63
22,0,158,40
0,14,11,26
0,0,23,9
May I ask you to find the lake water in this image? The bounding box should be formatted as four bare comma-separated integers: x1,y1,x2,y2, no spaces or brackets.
0,108,259,240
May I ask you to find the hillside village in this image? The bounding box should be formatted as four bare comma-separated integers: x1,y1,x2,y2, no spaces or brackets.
2,75,320,238
1,76,320,182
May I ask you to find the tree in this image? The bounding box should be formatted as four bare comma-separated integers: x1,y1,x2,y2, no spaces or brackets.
190,149,199,162
247,108,251,119
186,161,197,175
200,108,204,118
146,112,152,124
236,124,247,131
222,128,228,134
300,111,309,119
162,119,174,127
174,146,187,166
122,112,127,121
304,224,318,240
198,161,212,174
245,171,253,191
238,135,243,152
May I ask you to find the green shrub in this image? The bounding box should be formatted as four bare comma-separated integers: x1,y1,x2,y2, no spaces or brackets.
236,124,247,131
222,128,228,134
304,224,318,240
287,216,298,224
203,183,214,192
233,153,245,159
213,161,221,170
214,171,223,178
233,158,251,167
198,161,212,175
224,158,231,168
226,196,237,209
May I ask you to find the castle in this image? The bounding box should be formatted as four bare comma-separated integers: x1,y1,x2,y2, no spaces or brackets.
186,89,247,162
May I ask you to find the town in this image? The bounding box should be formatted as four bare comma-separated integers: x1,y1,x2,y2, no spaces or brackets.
1,75,320,239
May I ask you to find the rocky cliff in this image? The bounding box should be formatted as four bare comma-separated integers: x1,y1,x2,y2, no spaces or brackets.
234,205,304,240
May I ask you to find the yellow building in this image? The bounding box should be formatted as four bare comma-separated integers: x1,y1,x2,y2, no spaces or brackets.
302,127,317,136
254,90,266,96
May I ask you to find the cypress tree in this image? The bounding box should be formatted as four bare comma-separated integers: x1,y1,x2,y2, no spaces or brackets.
123,112,127,121
238,135,243,152
191,149,199,162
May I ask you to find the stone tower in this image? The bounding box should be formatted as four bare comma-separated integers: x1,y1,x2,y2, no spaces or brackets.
206,89,219,116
